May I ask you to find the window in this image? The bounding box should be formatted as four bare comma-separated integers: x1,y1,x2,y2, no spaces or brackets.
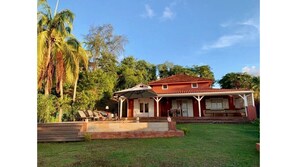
145,103,149,113
191,83,198,88
140,103,144,113
162,85,168,90
140,102,149,113
205,98,226,110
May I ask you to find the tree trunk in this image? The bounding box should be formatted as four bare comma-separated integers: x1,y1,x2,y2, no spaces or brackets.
58,80,64,122
44,40,52,96
72,77,78,102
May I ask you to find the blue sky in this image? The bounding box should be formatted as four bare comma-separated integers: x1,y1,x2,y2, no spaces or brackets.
47,0,259,85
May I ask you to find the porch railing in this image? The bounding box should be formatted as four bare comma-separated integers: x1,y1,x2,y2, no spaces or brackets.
203,109,245,117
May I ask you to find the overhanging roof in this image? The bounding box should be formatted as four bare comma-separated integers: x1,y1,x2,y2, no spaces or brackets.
154,88,254,97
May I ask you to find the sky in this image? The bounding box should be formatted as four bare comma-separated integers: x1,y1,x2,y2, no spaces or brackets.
46,0,260,86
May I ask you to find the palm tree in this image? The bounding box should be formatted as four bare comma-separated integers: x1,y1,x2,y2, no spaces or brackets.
37,0,74,95
38,0,88,122
63,38,88,102
52,37,88,121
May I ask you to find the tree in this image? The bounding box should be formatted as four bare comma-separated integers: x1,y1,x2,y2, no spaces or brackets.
218,72,253,89
84,24,127,70
116,56,156,90
157,61,174,78
83,24,127,98
37,0,75,95
218,72,260,117
38,0,88,122
190,65,215,81
251,76,260,101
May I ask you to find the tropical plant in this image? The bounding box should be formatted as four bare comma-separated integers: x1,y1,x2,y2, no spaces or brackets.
37,0,75,95
38,0,88,122
37,93,58,123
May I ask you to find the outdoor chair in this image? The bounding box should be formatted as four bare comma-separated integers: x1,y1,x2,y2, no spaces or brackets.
93,111,106,121
86,110,95,120
78,110,87,121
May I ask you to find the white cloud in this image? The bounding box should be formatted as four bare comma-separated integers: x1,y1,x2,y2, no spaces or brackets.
141,4,155,18
161,7,174,20
238,18,259,30
242,65,260,76
202,35,244,50
201,17,259,51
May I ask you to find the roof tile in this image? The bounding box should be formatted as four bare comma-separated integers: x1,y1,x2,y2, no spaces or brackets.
149,74,213,85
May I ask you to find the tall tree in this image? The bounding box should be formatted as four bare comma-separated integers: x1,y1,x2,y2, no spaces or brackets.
117,56,156,90
157,61,174,78
84,24,127,97
38,0,88,122
84,24,127,71
190,65,215,81
37,0,74,95
218,72,253,89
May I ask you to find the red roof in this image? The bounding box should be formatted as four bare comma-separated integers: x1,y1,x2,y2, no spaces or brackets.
149,74,213,85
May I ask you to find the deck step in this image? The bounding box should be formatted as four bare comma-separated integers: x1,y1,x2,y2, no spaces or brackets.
38,122,86,142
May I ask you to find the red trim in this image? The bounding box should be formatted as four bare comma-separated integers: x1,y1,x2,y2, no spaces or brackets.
192,98,198,117
128,99,134,117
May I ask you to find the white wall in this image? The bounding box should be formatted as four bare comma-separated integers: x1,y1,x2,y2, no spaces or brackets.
133,98,154,117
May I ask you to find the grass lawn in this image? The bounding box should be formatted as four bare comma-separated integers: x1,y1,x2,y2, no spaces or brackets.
38,123,260,167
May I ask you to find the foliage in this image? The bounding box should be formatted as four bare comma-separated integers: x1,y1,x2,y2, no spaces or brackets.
117,56,156,90
83,133,92,142
37,0,75,94
190,65,215,81
84,24,127,71
38,123,259,167
218,72,253,89
218,72,260,101
157,62,215,82
37,0,88,122
157,61,174,78
37,94,58,123
179,127,190,135
57,95,73,121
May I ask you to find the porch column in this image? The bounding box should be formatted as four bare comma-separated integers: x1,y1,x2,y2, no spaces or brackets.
153,97,163,117
193,95,204,117
119,96,126,119
239,94,248,117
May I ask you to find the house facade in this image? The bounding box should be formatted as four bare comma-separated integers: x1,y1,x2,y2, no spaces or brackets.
114,74,256,120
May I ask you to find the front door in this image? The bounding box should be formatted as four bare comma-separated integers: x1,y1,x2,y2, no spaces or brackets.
174,99,188,117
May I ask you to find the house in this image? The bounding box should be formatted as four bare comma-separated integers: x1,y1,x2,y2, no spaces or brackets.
113,74,256,120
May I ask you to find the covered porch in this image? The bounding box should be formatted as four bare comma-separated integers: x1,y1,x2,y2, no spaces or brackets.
153,89,255,119
114,86,256,121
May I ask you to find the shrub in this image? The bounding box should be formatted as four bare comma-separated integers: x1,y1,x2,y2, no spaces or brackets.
37,94,58,123
83,133,92,142
179,127,190,135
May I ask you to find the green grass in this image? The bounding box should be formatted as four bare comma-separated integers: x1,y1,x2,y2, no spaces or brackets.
38,123,259,167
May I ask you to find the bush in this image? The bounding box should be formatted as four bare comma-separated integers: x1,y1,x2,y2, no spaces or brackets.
83,133,92,142
179,127,190,135
37,94,58,123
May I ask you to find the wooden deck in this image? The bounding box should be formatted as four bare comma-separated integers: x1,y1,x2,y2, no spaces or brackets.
38,122,86,142
38,117,249,142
